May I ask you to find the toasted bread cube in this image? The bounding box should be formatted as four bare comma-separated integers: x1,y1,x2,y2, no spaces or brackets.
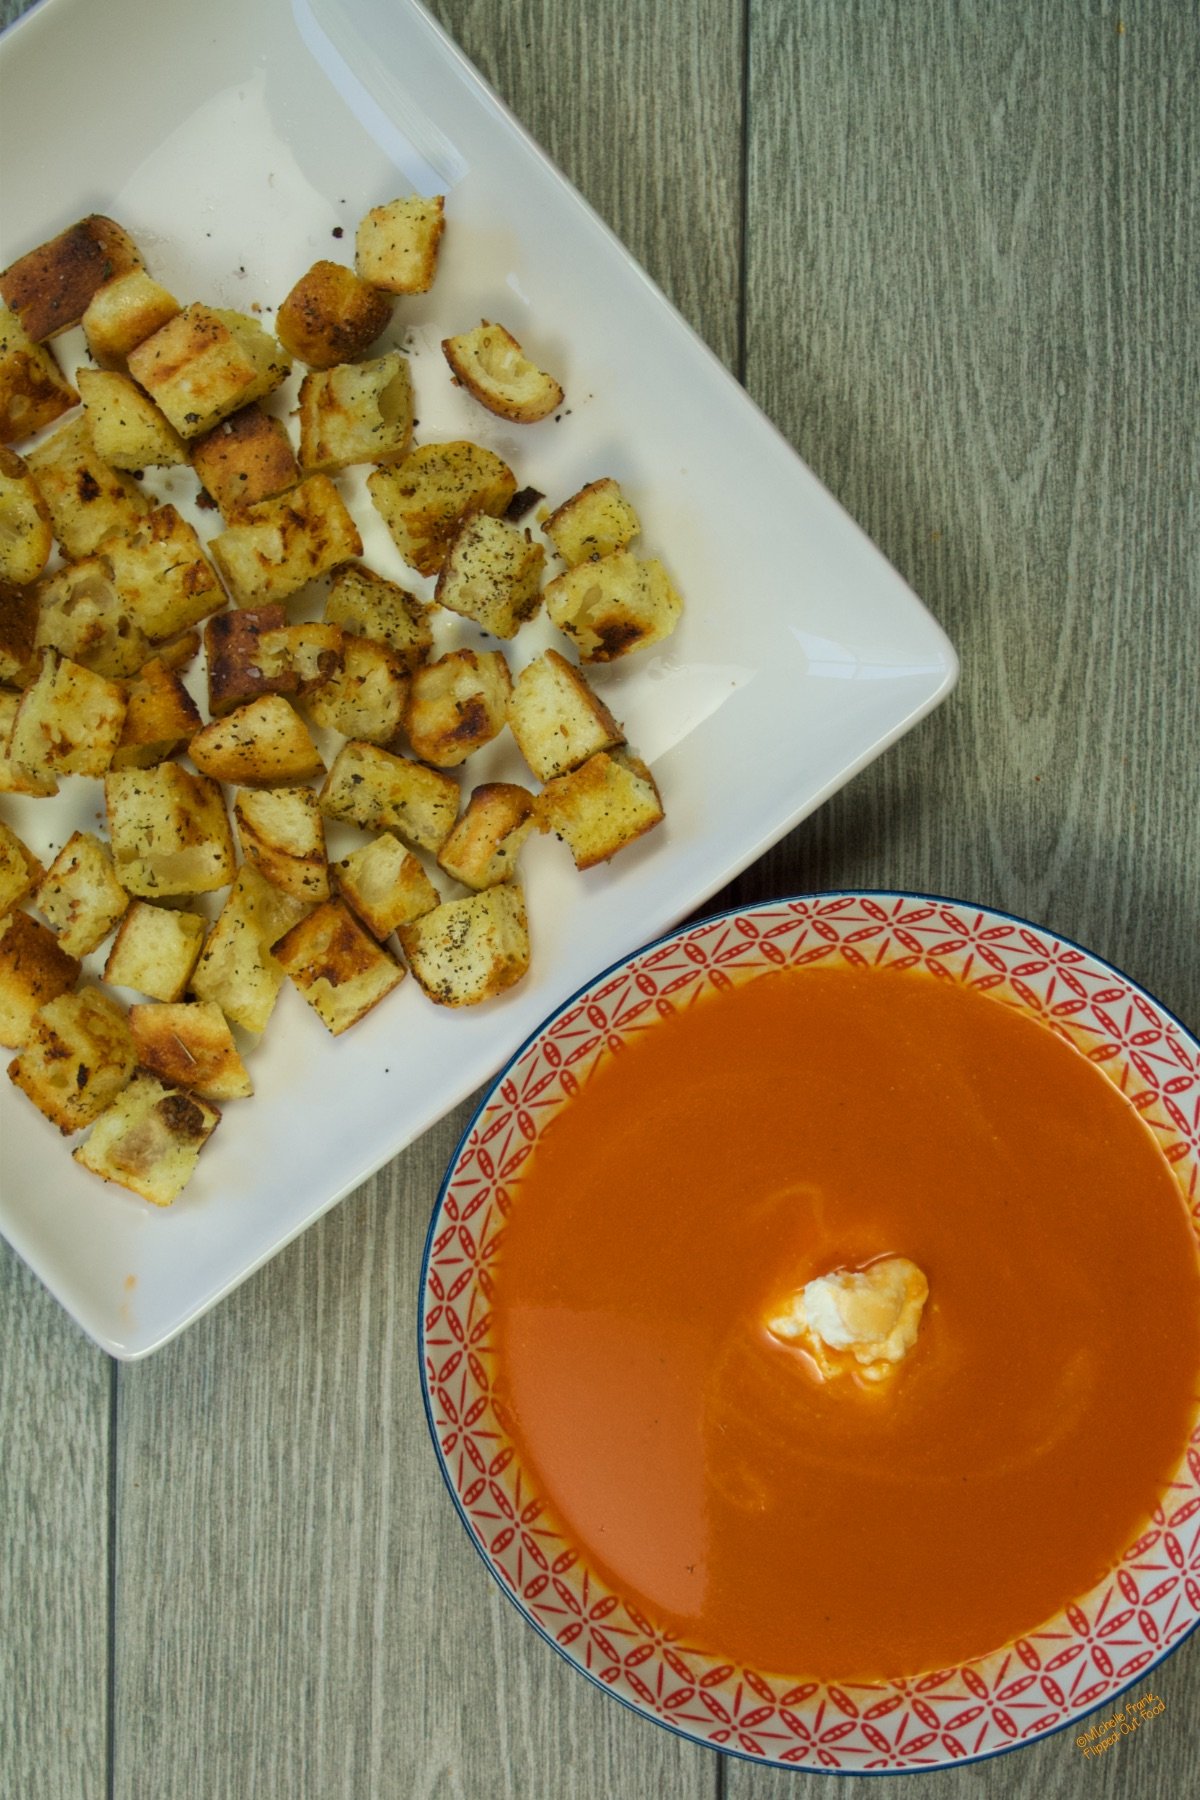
204,603,290,716
0,574,40,683
129,1000,252,1100
8,986,135,1132
189,404,301,523
545,552,682,662
507,648,624,781
190,864,308,1034
319,740,459,853
404,647,511,768
0,688,56,796
102,901,206,1001
112,657,203,768
26,416,150,558
297,351,413,473
34,832,130,957
127,303,291,438
398,884,529,1006
104,762,236,897
276,259,393,369
74,1073,219,1206
324,561,432,669
273,898,405,1035
104,504,225,641
434,512,544,639
82,269,181,370
76,368,188,470
331,832,439,938
367,440,517,579
537,748,664,869
0,216,143,342
8,650,126,779
437,783,536,890
0,821,43,913
234,785,329,902
0,303,78,446
208,475,363,608
35,557,152,680
255,621,344,696
189,693,324,786
302,633,408,745
0,909,80,1046
442,321,562,424
544,478,640,567
355,195,445,295
0,447,54,585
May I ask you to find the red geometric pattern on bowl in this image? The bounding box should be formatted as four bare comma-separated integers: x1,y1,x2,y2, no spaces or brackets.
422,894,1200,1772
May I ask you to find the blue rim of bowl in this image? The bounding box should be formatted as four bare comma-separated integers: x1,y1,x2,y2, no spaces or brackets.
417,888,1200,1775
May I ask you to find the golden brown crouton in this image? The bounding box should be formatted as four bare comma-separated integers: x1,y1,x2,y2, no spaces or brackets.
275,260,393,368
189,865,308,1033
302,633,408,746
324,561,432,669
0,447,54,586
506,647,624,781
355,196,445,295
73,1072,220,1206
0,821,42,914
35,558,151,681
76,368,188,470
0,303,78,446
544,551,683,662
434,512,544,639
103,503,225,641
81,269,181,370
234,785,330,903
189,694,325,787
189,404,301,523
404,647,512,768
104,762,236,897
0,909,80,1047
331,832,440,939
204,603,291,716
544,477,641,566
8,986,135,1133
102,901,207,1002
127,303,291,438
273,898,405,1035
0,215,144,342
398,884,530,1007
297,351,413,473
436,784,536,890
254,621,344,697
441,321,562,423
207,475,363,608
25,415,150,558
34,832,130,957
129,1000,252,1101
0,688,57,796
367,440,517,579
111,657,203,768
536,748,664,869
0,574,40,683
8,650,127,779
319,740,459,854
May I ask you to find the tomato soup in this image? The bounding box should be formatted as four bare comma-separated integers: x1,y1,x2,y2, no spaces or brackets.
491,964,1200,1679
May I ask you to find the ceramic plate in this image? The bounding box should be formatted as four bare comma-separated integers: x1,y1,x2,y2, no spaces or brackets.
422,892,1200,1773
0,0,955,1357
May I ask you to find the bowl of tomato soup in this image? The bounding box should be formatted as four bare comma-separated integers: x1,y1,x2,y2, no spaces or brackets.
420,893,1200,1773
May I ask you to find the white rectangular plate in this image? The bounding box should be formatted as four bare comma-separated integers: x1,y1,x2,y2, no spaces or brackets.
0,0,957,1357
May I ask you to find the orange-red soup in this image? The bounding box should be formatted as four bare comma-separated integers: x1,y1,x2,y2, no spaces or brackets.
492,963,1200,1679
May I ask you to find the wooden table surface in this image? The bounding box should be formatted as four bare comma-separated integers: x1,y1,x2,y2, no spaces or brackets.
2,1,1197,1795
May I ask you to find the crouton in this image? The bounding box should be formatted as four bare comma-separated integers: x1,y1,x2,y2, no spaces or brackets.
275,259,393,368
404,647,511,767
189,864,308,1033
204,603,290,716
207,474,363,608
81,269,181,370
0,215,144,342
8,650,127,779
273,897,405,1035
507,647,624,781
0,447,54,585
76,367,188,469
297,351,413,473
34,832,130,957
111,657,203,767
355,195,445,295
25,415,150,558
366,440,517,578
319,739,459,853
536,748,664,869
0,909,80,1047
8,986,135,1132
127,303,291,437
102,901,206,1001
544,551,682,662
189,693,324,786
332,832,439,939
103,503,225,641
434,512,544,639
0,820,43,914
437,783,536,890
73,1072,220,1206
398,884,530,1007
35,558,150,680
0,574,40,683
0,303,78,446
544,477,640,566
0,687,57,796
302,633,408,745
234,785,329,902
324,561,432,669
129,1000,252,1100
254,621,344,695
441,321,562,423
104,762,236,896
189,404,300,523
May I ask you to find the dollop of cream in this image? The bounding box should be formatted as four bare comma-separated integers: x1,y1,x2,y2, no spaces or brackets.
767,1257,929,1383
